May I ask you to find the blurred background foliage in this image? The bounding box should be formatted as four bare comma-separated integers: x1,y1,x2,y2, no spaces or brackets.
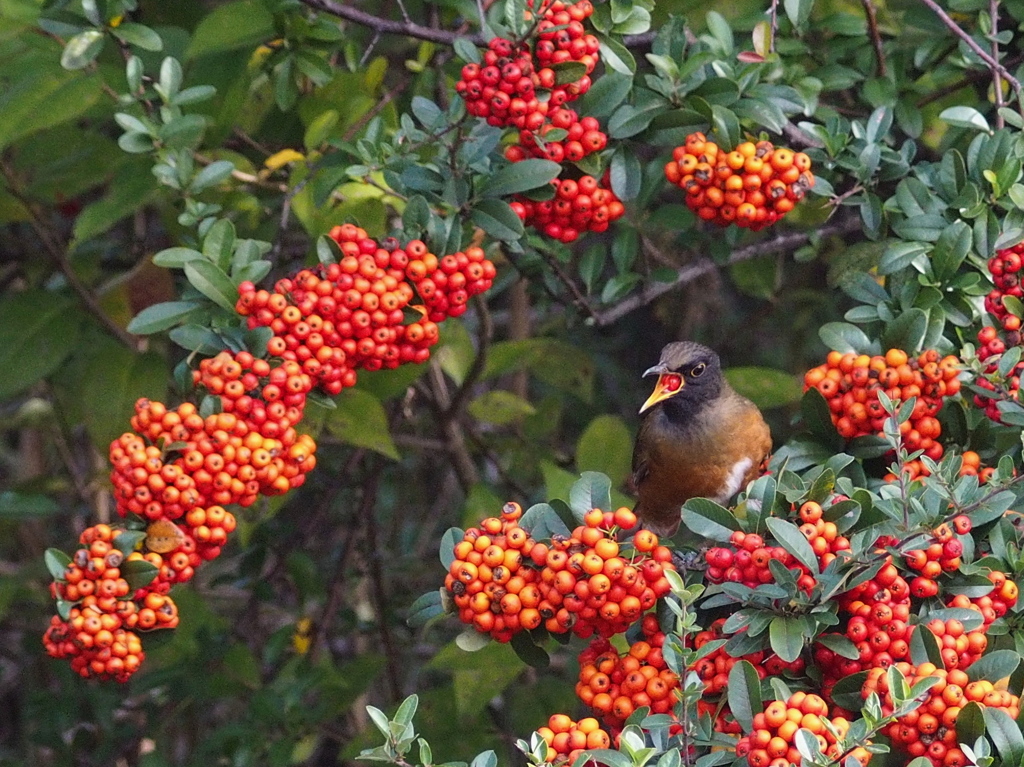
1,0,1020,763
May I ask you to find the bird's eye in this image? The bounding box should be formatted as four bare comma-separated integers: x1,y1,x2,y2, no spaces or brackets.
690,363,706,377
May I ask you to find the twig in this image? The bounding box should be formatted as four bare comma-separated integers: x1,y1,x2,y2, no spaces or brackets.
538,249,600,322
917,0,1023,104
0,160,142,351
592,218,862,327
298,0,485,46
990,0,1005,128
861,0,887,76
769,0,779,53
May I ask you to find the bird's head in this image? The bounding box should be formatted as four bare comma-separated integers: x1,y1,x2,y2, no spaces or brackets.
639,341,723,415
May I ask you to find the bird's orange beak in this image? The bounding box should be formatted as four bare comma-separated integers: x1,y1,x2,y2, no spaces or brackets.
639,367,684,413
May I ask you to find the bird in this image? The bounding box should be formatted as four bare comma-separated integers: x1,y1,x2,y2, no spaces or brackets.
631,341,772,538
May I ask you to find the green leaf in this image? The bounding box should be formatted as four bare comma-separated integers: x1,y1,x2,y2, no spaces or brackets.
598,35,636,75
881,308,928,353
509,631,551,668
121,558,158,591
184,259,239,311
815,633,860,660
576,415,632,487
585,752,632,767
438,527,463,569
304,110,339,151
764,517,819,574
931,220,972,281
818,322,874,354
519,503,572,539
909,622,944,667
681,497,741,541
956,701,986,745
470,198,525,242
83,343,169,449
799,388,842,449
984,706,1024,765
966,649,1021,683
113,530,146,554
0,291,80,400
325,389,400,460
477,159,561,198
577,72,633,119
126,301,203,334
608,102,661,139
830,672,869,711
940,106,990,132
727,660,762,733
44,548,71,581
202,219,236,272
160,113,207,149
0,492,60,520
185,0,275,59
61,30,104,70
609,146,642,201
551,60,588,86
152,247,204,268
467,390,536,424
569,471,613,517
724,367,802,409
111,22,163,51
191,160,235,193
453,37,480,64
768,616,805,663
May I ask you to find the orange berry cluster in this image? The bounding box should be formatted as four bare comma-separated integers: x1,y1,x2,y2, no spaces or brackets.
535,713,611,766
237,226,494,388
446,502,543,643
43,524,179,682
664,132,815,230
984,243,1024,332
536,508,674,639
863,661,1020,767
446,505,674,641
455,1,597,128
505,107,607,165
973,324,1024,424
575,615,679,732
735,692,870,767
509,174,625,243
974,244,1024,423
803,349,961,476
902,521,965,598
947,569,1019,625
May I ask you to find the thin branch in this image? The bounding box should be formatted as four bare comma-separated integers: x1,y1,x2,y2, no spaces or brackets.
592,218,862,327
990,0,1005,128
536,249,600,322
298,0,485,46
861,0,887,76
918,0,1023,104
769,0,780,54
0,160,142,351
